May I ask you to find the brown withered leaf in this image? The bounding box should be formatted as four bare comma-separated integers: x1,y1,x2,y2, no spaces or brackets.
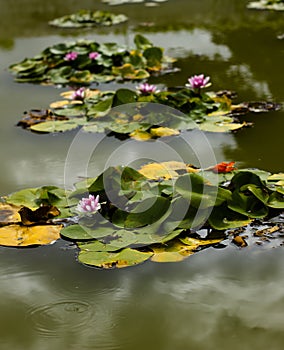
254,225,279,237
232,235,248,248
18,205,61,226
17,109,69,129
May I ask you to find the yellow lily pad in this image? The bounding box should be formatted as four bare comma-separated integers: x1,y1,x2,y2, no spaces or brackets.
49,100,71,109
130,130,152,141
138,161,198,180
139,163,179,180
150,127,180,137
267,173,284,181
0,224,62,247
60,89,100,100
199,119,244,132
150,240,198,263
179,236,223,246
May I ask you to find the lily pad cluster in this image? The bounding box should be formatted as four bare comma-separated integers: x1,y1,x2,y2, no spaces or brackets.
9,35,175,85
102,0,168,6
247,0,284,10
17,87,280,136
1,162,284,268
49,10,128,28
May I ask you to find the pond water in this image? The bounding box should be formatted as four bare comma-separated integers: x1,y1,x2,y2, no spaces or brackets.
0,0,284,349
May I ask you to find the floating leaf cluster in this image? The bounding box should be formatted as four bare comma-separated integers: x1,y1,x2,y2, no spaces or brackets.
49,9,128,28
102,0,168,6
247,0,284,10
9,35,176,85
1,163,284,268
17,87,280,136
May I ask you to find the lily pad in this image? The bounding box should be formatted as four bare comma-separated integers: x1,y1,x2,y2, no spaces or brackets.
30,120,84,133
247,0,284,11
9,35,174,85
2,164,284,268
150,233,224,263
78,247,153,268
0,224,61,247
0,203,21,225
138,161,198,180
17,87,274,137
150,240,196,262
208,205,252,230
6,186,72,217
102,0,168,5
49,10,128,28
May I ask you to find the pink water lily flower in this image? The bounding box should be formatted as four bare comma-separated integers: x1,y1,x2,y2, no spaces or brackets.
137,83,158,94
64,51,78,61
186,74,211,90
71,87,85,101
77,195,101,214
89,52,100,60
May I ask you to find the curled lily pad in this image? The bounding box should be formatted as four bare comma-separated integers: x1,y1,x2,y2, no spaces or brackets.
208,205,252,230
49,10,128,28
5,186,72,217
18,206,61,226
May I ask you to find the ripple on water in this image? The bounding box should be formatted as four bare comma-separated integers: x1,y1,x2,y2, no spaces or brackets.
28,300,93,338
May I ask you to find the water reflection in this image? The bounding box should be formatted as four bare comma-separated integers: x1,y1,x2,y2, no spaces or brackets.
1,244,284,349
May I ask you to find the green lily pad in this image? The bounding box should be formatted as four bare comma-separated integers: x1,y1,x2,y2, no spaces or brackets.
3,164,284,268
6,186,72,219
78,248,153,268
208,205,252,230
102,0,168,5
30,120,85,133
18,87,274,136
9,35,173,85
49,10,128,28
